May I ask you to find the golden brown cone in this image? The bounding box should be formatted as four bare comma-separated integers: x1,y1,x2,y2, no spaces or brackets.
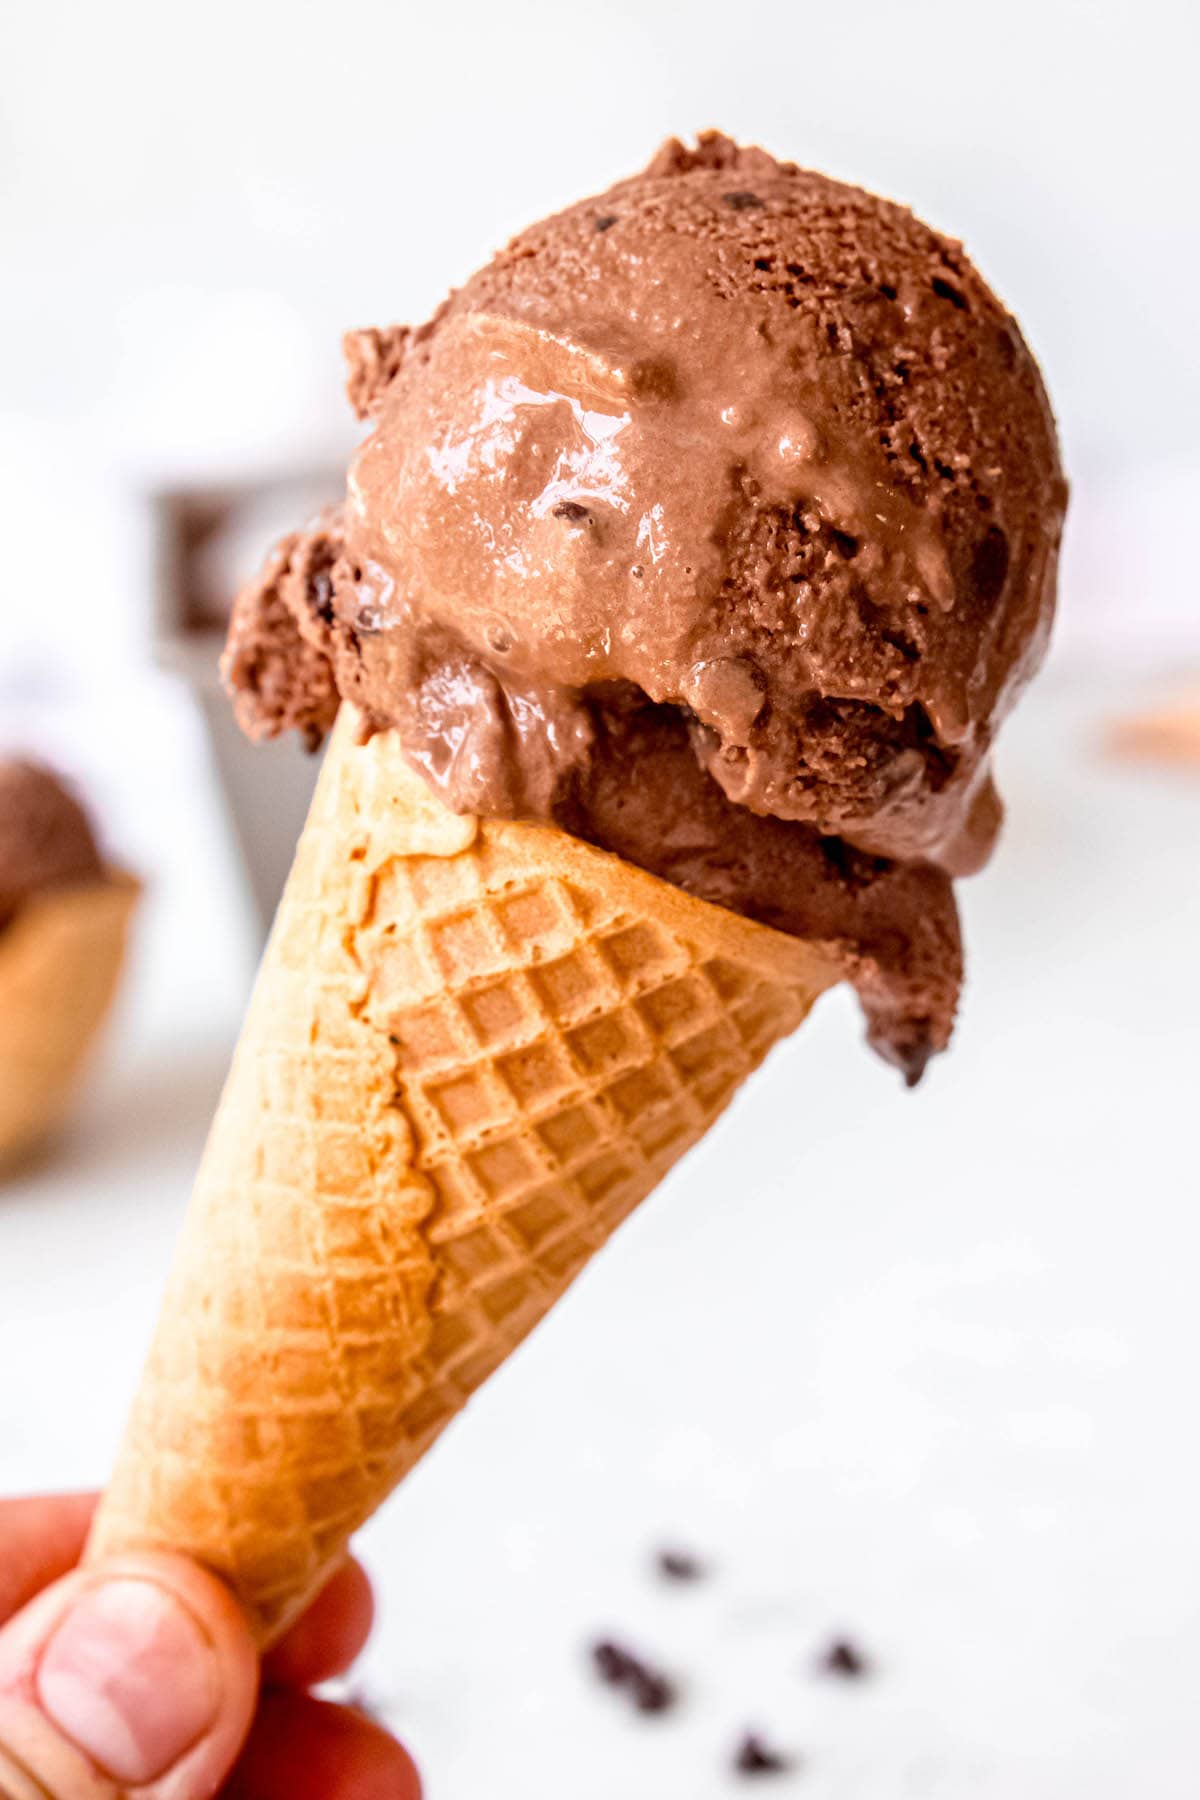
0,874,139,1170
88,709,837,1644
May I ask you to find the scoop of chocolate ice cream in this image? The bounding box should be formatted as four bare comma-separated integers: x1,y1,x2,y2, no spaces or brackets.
0,760,105,929
272,131,1063,869
224,132,1066,1078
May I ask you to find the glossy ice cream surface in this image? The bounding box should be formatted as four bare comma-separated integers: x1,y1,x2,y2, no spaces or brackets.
225,133,1066,1080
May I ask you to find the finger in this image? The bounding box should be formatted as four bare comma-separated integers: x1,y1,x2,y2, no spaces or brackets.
0,1495,98,1625
0,1551,257,1800
262,1558,374,1691
224,1690,421,1800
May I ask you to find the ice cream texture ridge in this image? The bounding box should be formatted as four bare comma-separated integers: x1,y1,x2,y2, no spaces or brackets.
225,131,1066,1080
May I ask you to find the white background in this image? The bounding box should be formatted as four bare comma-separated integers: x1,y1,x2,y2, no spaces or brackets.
1,2,1198,1795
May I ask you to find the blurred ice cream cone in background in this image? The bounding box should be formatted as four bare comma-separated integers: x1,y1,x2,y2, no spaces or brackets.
150,470,343,932
0,761,138,1169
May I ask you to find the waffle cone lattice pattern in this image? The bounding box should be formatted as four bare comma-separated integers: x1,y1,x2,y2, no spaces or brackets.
90,710,836,1642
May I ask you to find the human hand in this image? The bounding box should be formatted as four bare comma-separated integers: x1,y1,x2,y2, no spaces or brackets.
0,1495,420,1798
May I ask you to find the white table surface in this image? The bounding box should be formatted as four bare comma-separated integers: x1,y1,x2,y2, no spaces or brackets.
1,667,1197,1798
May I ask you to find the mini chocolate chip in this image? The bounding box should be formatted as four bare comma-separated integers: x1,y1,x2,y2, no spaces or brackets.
822,1637,870,1677
630,357,678,401
552,500,591,523
970,524,1010,606
656,1548,706,1582
593,1640,632,1683
354,602,386,636
590,1639,678,1715
632,1670,676,1714
931,275,968,311
881,627,919,663
734,1732,793,1775
830,529,859,560
594,214,618,232
724,190,764,210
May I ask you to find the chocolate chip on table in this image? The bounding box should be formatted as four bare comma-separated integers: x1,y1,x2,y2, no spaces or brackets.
593,1640,628,1682
655,1547,707,1582
820,1637,870,1678
631,1669,676,1714
733,1732,794,1775
590,1639,679,1715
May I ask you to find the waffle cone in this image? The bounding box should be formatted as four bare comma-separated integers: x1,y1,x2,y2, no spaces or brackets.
0,874,139,1170
89,709,838,1643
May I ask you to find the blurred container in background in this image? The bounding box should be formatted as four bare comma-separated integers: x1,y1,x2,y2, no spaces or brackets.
150,468,340,925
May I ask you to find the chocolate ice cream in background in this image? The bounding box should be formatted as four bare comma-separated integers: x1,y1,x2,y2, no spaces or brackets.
225,132,1066,1079
0,760,105,932
0,761,138,1167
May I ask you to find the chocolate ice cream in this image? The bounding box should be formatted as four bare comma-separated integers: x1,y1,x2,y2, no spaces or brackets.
225,132,1066,1080
0,760,105,931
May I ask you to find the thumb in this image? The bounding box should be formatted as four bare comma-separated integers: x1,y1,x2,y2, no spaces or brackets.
0,1553,258,1799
